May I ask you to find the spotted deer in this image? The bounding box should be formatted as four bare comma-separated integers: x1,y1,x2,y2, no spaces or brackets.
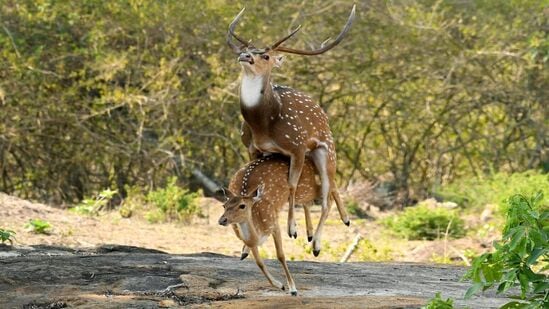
227,5,356,255
218,154,319,296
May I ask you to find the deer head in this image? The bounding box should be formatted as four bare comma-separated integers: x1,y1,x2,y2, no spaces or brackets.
218,185,264,226
227,5,356,77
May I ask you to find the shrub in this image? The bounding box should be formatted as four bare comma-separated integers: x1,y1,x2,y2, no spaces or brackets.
382,204,466,240
464,191,548,308
437,170,549,212
25,219,52,234
145,177,201,223
0,228,16,245
70,188,118,216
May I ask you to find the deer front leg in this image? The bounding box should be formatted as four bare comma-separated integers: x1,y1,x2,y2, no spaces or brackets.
231,224,250,260
272,222,297,296
240,244,250,260
302,204,314,242
241,122,261,160
287,152,305,239
250,246,284,291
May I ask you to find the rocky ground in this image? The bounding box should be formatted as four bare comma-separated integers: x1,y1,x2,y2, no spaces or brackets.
0,192,507,308
0,245,511,308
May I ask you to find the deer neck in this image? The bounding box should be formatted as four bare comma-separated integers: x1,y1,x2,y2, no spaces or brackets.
240,72,280,130
238,210,262,246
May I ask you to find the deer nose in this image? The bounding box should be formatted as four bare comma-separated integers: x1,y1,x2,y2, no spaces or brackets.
218,216,228,226
238,52,254,64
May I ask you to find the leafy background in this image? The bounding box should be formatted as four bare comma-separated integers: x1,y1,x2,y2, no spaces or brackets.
0,0,547,205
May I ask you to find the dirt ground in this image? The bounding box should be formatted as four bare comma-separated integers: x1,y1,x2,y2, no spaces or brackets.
0,193,495,265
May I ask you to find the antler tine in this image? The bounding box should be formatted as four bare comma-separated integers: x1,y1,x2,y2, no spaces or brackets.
227,8,250,53
270,25,302,50
274,4,356,56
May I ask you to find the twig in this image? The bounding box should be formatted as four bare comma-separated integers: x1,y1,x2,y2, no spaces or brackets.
2,24,20,58
340,233,362,263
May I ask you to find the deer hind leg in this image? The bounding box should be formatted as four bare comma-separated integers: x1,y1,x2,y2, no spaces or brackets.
272,223,298,296
310,147,333,256
250,246,284,291
287,153,305,239
332,183,350,226
302,203,314,242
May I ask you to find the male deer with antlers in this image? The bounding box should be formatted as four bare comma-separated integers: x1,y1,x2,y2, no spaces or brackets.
227,5,356,255
218,154,319,296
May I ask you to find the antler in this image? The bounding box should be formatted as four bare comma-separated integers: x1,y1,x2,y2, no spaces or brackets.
227,8,250,53
273,4,356,55
270,25,302,50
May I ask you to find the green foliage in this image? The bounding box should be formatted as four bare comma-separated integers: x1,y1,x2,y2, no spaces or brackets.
437,170,549,212
353,239,393,262
464,192,548,308
422,292,454,309
383,204,466,240
0,1,546,206
0,228,16,244
25,219,52,234
145,177,201,223
346,199,370,218
293,237,392,262
70,188,117,216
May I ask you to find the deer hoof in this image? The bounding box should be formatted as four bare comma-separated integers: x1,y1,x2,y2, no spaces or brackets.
291,291,298,296
313,249,321,257
240,252,249,260
293,231,297,239
344,220,351,227
307,236,313,242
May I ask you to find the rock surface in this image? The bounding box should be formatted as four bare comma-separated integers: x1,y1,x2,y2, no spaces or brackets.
0,245,510,308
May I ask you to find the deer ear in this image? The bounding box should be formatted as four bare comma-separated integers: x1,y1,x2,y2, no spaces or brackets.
214,187,234,203
274,56,284,68
251,183,265,203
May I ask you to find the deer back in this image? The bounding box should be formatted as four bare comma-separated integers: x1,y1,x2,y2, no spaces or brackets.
229,155,319,233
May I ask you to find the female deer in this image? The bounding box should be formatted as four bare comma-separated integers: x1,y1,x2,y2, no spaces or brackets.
218,154,319,296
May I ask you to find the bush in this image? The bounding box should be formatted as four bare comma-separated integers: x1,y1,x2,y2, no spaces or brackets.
145,177,201,223
382,204,466,240
25,219,52,234
464,191,548,308
422,292,454,309
437,170,549,212
70,189,118,216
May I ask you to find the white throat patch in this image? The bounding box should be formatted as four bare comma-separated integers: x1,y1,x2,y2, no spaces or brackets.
238,222,251,242
241,75,263,107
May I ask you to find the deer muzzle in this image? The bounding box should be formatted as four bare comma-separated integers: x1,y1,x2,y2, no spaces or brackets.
238,52,254,64
218,216,229,226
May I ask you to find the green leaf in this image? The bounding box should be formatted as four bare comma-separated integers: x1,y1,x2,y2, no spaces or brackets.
517,273,529,298
532,281,549,294
464,282,483,299
499,301,527,309
509,227,526,251
526,248,546,265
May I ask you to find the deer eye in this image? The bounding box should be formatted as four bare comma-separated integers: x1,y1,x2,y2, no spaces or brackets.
239,204,246,209
262,55,270,60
